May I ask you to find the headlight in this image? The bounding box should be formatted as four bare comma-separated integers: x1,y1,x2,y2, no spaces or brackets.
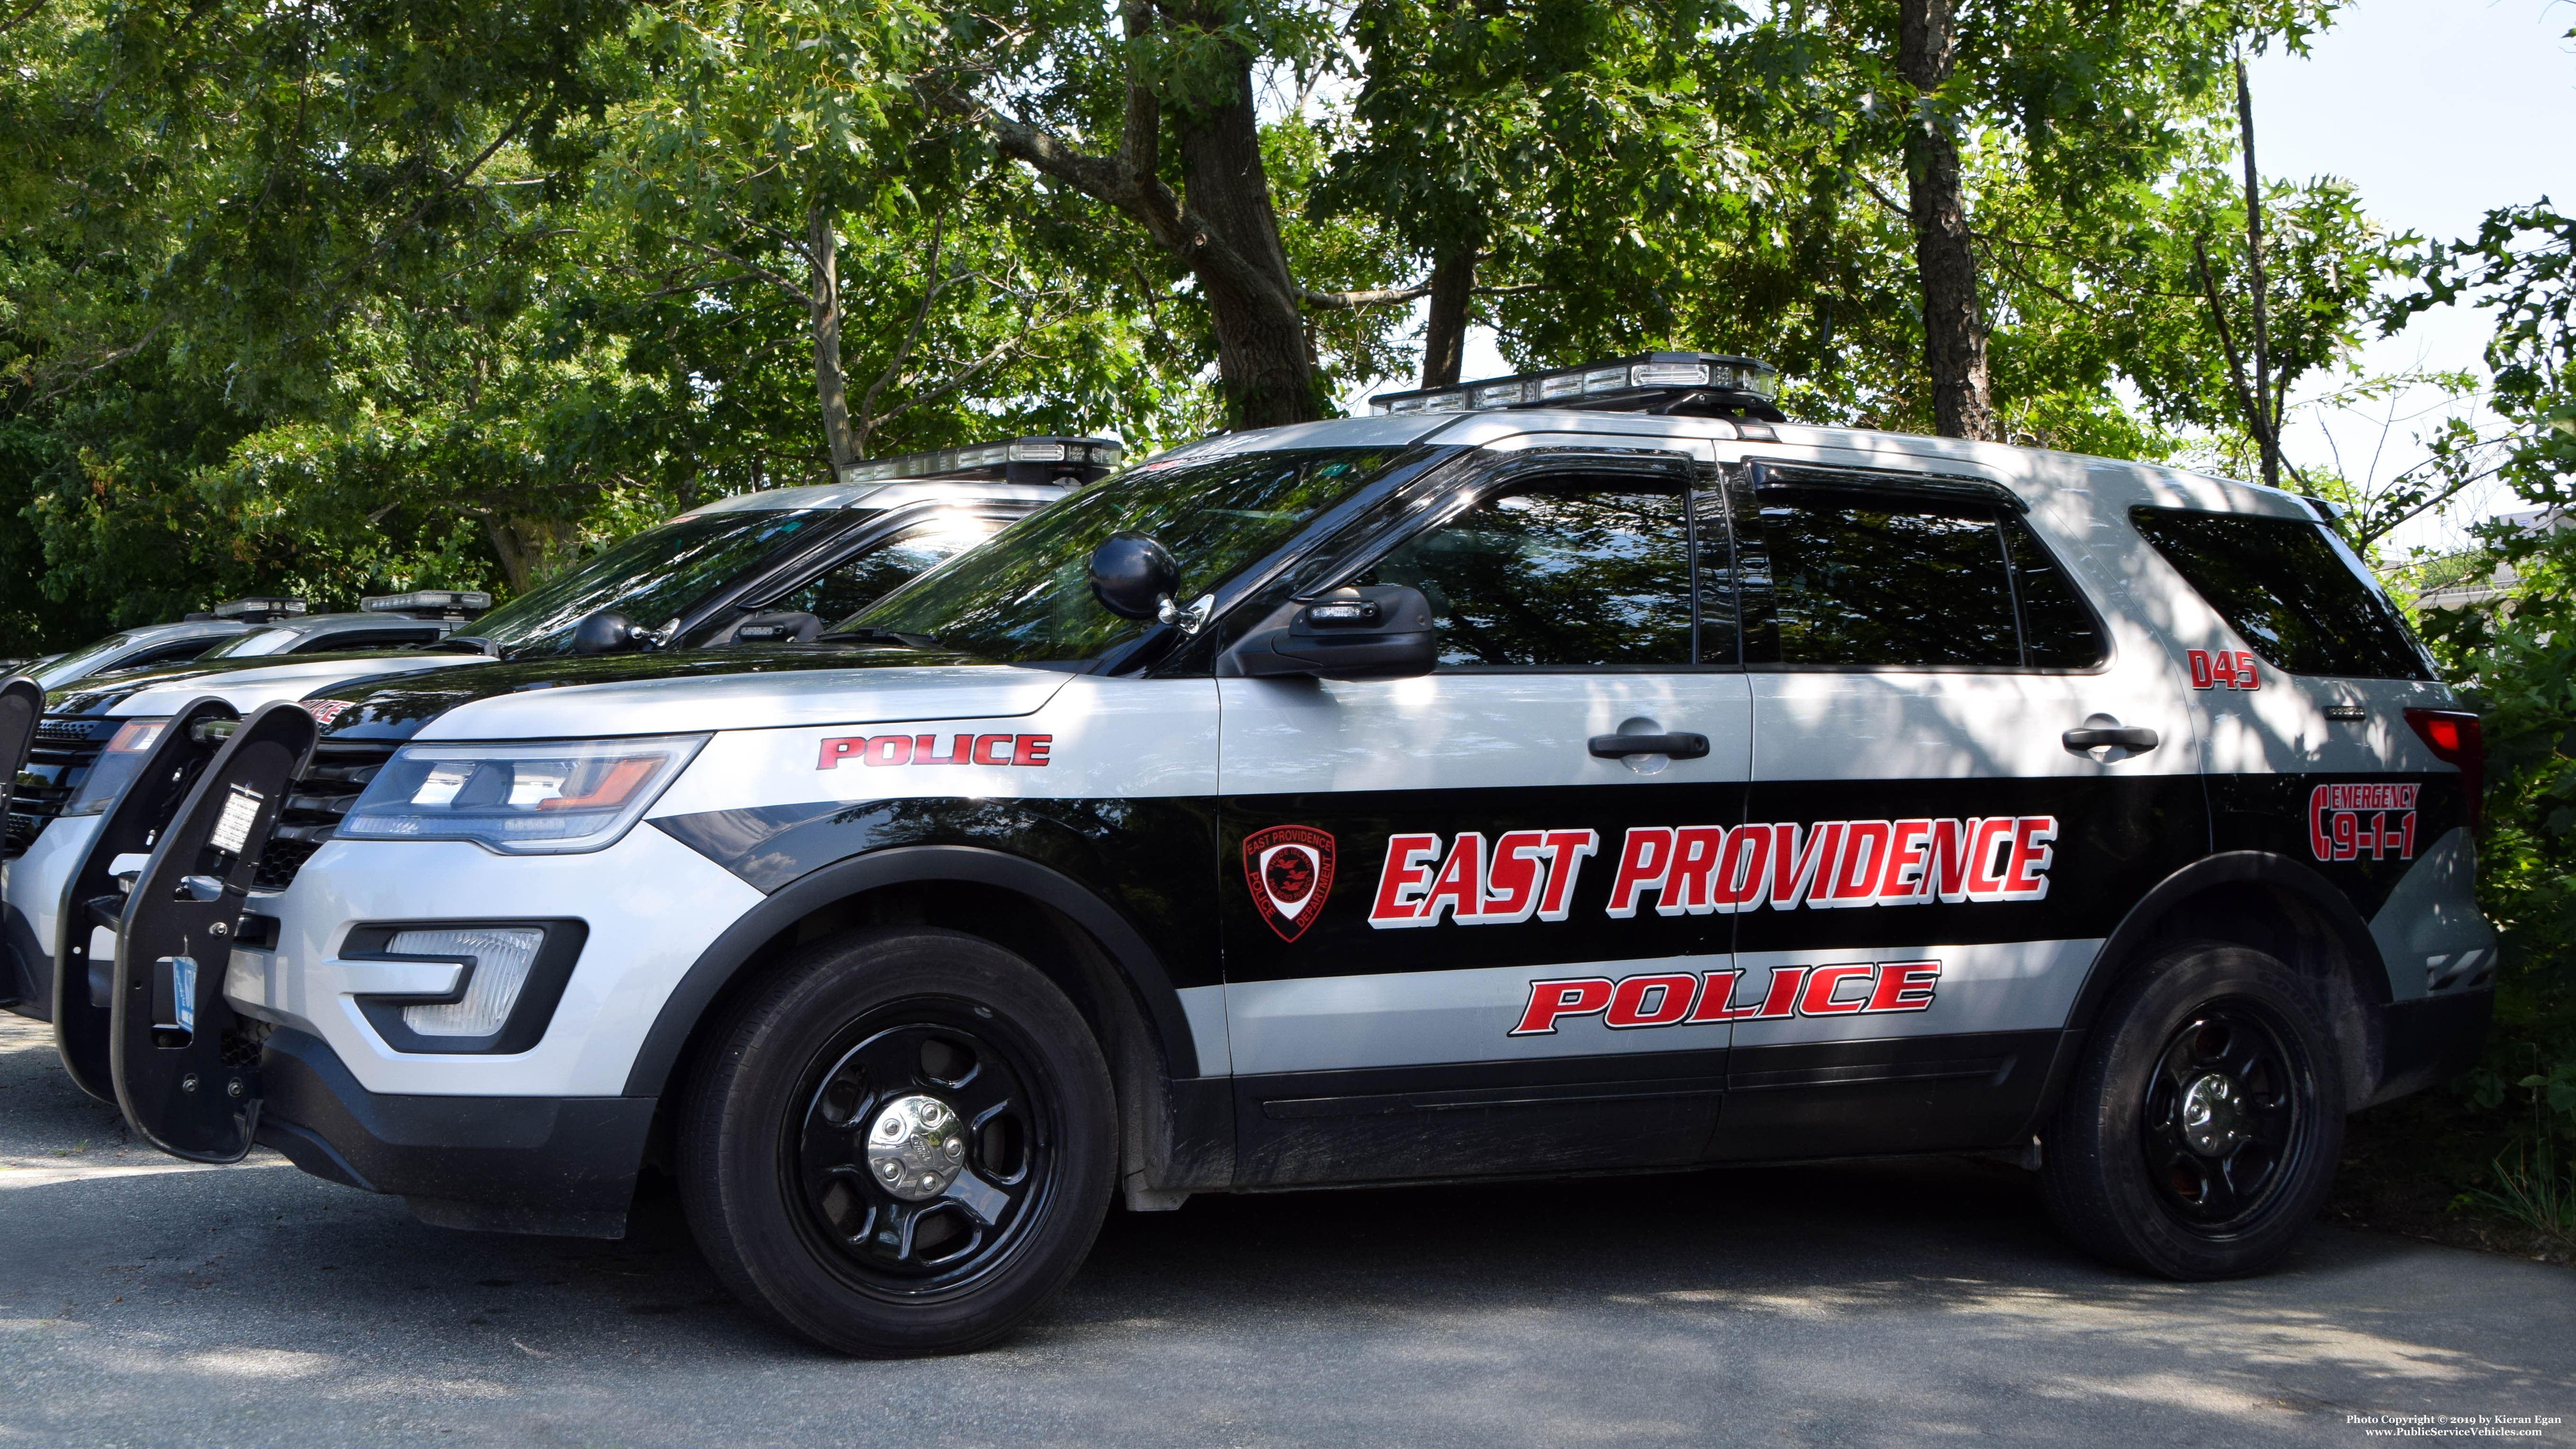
64,718,171,817
338,735,707,854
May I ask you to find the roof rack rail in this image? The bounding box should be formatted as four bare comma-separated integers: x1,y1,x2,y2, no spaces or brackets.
837,436,1127,489
1369,351,1786,423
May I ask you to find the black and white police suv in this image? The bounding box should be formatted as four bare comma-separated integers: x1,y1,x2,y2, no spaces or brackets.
39,355,2493,1356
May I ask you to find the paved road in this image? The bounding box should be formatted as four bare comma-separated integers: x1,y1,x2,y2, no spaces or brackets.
3,1014,2568,1448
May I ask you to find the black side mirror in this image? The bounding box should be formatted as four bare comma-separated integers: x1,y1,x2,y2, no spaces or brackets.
1088,532,1180,621
571,610,652,656
1228,586,1437,681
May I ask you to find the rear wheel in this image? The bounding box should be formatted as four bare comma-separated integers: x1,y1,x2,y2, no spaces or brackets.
679,927,1116,1355
2040,942,2344,1279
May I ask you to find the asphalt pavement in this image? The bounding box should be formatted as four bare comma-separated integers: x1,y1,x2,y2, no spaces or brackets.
3,1012,2569,1448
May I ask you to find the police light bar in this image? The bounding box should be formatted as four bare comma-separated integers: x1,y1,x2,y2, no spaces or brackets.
211,596,309,622
362,589,493,619
1368,352,1782,418
837,436,1127,489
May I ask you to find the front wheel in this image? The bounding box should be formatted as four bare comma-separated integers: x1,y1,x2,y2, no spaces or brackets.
2040,941,2345,1280
678,927,1117,1355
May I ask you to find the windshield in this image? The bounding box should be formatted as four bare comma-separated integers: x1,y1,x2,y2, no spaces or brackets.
33,633,142,686
841,446,1418,663
475,508,845,655
202,626,296,658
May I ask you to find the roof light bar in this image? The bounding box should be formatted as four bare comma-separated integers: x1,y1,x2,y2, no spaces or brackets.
1369,352,1783,419
837,436,1127,489
363,589,493,618
212,596,309,622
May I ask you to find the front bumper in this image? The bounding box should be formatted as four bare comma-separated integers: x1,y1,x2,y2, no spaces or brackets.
255,1026,655,1238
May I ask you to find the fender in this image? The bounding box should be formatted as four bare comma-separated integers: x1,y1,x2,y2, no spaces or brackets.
621,843,1201,1098
2028,849,2392,1130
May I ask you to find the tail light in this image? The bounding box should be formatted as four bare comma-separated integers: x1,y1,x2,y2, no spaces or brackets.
2403,708,2484,835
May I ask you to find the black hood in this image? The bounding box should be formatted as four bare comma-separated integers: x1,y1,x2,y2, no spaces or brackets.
309,646,976,743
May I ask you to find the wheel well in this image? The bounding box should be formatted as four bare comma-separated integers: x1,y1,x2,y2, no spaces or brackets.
651,879,1181,1200
2070,874,2388,1109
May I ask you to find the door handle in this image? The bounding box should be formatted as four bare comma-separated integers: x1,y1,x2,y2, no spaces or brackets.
2062,724,2159,753
1588,732,1710,760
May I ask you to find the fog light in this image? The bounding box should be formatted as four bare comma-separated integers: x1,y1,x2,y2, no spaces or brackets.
393,927,544,1036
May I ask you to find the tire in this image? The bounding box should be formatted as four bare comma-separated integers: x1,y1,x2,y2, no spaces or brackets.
678,926,1117,1355
2039,940,2345,1280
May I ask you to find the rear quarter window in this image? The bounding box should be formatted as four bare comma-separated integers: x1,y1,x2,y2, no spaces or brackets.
2130,507,2433,680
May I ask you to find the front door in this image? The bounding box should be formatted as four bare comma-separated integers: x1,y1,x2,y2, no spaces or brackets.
1216,442,1751,1186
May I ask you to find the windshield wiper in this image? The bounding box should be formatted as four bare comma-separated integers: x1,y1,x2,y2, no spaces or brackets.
815,626,945,650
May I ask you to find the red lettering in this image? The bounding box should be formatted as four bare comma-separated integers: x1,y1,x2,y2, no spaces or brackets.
1865,961,1941,1013
1482,831,1547,923
1369,835,1442,929
1966,818,2016,901
1925,819,1977,903
1798,963,1876,1016
2401,811,2417,858
1768,823,1837,910
1511,978,1616,1036
1713,827,1772,911
1751,966,1807,1019
1606,828,1676,919
1419,833,1486,925
916,733,969,765
817,737,864,770
972,733,1014,765
2308,785,2334,860
1661,826,1729,916
2188,649,2215,689
1605,973,1701,1028
2332,811,2358,860
864,735,913,767
1879,819,1933,904
2005,817,2057,897
2235,651,2260,690
1687,969,1752,1022
1534,830,1599,921
1014,734,1052,766
1821,820,1891,905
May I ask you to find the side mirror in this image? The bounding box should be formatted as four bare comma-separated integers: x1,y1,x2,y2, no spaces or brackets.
1228,586,1437,681
1088,532,1180,621
571,610,652,656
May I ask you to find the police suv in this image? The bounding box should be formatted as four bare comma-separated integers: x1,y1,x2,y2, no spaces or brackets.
2,439,1116,1084
41,355,2492,1357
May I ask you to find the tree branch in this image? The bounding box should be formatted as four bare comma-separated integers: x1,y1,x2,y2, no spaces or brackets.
854,213,951,457
679,238,814,308
1300,280,1547,310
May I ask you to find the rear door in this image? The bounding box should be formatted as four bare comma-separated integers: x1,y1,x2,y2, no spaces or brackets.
1713,456,2205,1159
1216,436,1750,1185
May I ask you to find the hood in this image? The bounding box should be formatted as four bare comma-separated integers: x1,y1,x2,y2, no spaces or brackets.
48,650,491,717
311,647,1078,745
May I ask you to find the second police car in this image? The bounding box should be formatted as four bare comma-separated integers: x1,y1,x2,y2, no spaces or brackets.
67,356,2492,1356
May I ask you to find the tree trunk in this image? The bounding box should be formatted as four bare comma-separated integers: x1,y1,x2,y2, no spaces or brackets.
2233,55,2282,491
1171,58,1318,430
1420,242,1477,389
809,204,858,480
484,516,574,596
1897,0,1994,442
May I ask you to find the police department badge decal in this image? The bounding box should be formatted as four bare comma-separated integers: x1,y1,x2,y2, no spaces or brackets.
1243,825,1335,942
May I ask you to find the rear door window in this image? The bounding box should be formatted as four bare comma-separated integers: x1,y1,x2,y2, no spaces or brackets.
1726,469,2105,669
2129,507,2432,680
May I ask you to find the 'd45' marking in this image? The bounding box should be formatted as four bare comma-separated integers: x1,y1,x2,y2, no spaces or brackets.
2187,649,2261,690
1511,961,1941,1036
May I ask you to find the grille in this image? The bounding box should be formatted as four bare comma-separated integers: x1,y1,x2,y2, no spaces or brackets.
252,739,398,891
6,717,115,858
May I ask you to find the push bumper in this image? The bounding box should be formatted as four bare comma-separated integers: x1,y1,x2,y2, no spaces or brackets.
2364,988,2493,1108
255,1026,655,1239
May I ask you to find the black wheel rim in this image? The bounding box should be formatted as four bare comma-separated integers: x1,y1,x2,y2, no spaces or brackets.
782,998,1058,1299
2140,997,2313,1233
